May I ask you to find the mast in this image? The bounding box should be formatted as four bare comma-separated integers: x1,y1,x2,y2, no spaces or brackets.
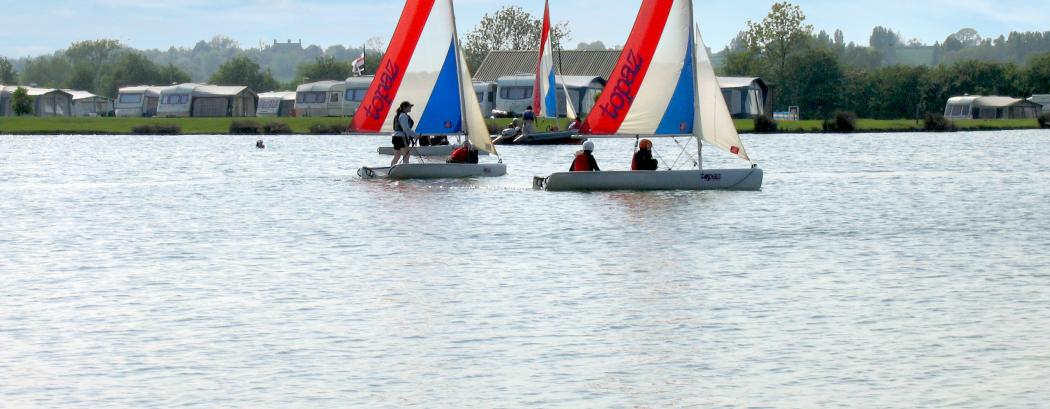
448,0,469,138
689,0,703,172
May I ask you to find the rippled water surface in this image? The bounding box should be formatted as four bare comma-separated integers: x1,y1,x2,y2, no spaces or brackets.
2,131,1049,408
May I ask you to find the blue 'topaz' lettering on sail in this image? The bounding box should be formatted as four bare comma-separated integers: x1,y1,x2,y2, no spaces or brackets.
417,41,463,134
655,34,695,135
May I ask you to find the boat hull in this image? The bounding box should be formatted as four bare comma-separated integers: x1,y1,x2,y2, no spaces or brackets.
513,131,580,145
535,168,763,191
376,145,491,157
358,163,507,180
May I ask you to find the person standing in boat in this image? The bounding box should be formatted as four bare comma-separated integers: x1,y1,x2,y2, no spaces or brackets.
631,139,659,171
570,141,600,172
567,117,582,132
391,101,418,166
521,106,536,136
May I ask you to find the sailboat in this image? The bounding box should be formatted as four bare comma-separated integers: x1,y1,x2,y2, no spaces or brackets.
353,0,504,179
508,0,580,145
533,0,763,191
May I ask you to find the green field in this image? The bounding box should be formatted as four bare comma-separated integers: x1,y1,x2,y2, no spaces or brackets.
0,116,1042,135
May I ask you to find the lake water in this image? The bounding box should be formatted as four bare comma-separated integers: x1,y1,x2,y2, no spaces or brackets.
1,131,1048,408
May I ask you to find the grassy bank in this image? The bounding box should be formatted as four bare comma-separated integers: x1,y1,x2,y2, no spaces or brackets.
0,117,350,135
0,116,1042,135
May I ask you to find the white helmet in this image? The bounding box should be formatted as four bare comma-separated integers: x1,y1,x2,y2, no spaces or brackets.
583,141,595,152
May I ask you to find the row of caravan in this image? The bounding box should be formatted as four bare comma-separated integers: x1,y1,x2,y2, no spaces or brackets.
116,84,257,118
256,75,605,118
0,86,114,117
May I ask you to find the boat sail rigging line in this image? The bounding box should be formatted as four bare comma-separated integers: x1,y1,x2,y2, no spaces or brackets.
534,0,763,191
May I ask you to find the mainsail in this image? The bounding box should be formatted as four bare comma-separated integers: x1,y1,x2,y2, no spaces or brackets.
580,0,749,162
533,0,576,120
349,0,496,154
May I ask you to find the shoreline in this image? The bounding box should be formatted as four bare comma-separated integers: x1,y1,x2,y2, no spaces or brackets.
0,117,1043,135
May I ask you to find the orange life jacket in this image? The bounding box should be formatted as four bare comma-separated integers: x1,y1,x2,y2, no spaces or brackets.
450,146,468,162
572,152,592,171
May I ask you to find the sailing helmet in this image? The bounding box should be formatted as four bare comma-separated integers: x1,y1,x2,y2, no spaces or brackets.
639,139,653,149
583,141,595,152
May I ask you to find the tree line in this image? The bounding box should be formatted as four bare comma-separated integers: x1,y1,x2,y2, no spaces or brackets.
720,2,1050,119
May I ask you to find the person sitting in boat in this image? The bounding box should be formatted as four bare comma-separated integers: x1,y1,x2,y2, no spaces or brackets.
391,101,418,166
447,141,479,164
631,139,659,171
502,120,520,136
521,106,536,136
570,141,600,172
567,118,582,132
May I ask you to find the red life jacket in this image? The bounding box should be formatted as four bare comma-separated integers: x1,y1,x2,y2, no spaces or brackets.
450,146,468,162
572,152,592,171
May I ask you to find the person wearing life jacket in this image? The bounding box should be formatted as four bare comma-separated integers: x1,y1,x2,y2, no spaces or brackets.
631,139,659,171
391,101,418,166
446,141,478,164
570,141,600,172
521,106,536,136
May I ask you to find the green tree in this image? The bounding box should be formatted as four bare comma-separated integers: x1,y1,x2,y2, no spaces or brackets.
779,47,843,119
0,57,17,84
210,55,279,92
12,86,33,116
99,53,189,97
64,39,124,93
463,5,572,72
295,56,353,83
743,2,813,82
20,55,73,88
1024,52,1050,94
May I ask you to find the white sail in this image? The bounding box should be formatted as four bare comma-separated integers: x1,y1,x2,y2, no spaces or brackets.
694,24,750,162
457,44,497,154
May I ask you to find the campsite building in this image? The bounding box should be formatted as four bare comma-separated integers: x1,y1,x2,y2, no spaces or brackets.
474,50,773,118
295,81,346,117
64,90,113,117
155,84,258,117
492,75,604,117
474,82,497,117
115,86,163,117
257,91,297,117
0,86,73,117
1028,95,1049,114
344,76,373,117
944,96,1042,120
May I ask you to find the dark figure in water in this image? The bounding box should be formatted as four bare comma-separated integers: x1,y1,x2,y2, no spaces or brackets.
256,140,266,149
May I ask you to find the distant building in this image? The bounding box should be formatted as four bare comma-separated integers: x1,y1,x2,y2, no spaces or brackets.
64,90,113,117
493,75,604,117
115,86,164,117
294,81,346,117
0,86,73,117
944,96,1042,120
344,76,374,117
272,39,304,52
257,91,297,117
474,50,773,119
1028,95,1049,114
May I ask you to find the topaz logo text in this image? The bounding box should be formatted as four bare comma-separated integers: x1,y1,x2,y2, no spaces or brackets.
702,173,722,181
363,61,402,121
598,50,644,120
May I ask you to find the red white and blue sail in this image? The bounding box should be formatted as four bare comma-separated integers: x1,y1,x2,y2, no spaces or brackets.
580,0,695,136
350,0,464,136
580,0,749,161
533,1,558,118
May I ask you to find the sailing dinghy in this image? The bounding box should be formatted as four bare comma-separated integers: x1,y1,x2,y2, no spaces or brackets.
352,0,504,179
510,0,580,146
534,0,763,191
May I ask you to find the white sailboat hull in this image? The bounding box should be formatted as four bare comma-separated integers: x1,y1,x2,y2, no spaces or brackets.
535,168,763,191
358,163,507,180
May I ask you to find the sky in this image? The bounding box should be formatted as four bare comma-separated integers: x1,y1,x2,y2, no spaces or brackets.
1,0,1047,58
